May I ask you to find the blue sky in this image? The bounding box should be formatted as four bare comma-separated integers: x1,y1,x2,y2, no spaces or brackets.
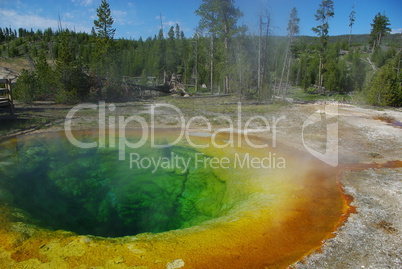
0,0,401,39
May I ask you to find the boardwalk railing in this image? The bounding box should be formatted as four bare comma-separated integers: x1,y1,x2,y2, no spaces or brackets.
0,79,14,115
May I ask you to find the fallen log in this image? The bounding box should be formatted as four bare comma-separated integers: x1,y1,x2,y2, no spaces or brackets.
123,82,171,93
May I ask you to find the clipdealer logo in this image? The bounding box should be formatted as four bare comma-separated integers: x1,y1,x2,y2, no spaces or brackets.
64,101,339,168
302,103,339,167
128,151,286,174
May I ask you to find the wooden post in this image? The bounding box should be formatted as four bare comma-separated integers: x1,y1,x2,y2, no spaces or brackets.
195,33,199,93
8,80,14,115
0,79,14,115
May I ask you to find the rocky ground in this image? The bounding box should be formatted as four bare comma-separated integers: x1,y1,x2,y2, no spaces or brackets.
284,104,402,268
0,66,19,82
0,95,401,268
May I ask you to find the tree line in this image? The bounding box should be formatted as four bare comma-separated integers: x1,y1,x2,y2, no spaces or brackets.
1,0,401,106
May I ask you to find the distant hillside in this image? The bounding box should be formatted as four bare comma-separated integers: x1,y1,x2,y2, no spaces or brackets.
290,33,402,48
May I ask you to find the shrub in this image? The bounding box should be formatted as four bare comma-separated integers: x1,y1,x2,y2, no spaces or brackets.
54,89,81,105
13,69,38,104
364,55,402,107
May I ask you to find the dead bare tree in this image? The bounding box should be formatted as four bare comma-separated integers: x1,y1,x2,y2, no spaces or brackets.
257,9,271,97
278,7,300,97
210,34,214,94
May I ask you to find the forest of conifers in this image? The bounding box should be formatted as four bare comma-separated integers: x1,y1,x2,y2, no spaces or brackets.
1,0,401,106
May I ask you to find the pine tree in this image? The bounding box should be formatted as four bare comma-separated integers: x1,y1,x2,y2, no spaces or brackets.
0,28,4,43
369,12,391,52
94,0,115,40
36,50,55,98
156,28,167,77
312,0,334,93
91,27,97,37
166,26,178,74
92,0,116,77
312,0,334,50
196,0,244,93
348,6,356,49
175,24,181,40
366,54,401,106
56,30,89,103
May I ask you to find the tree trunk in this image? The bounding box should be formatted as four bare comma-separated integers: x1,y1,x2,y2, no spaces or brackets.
320,61,324,92
279,36,292,97
195,34,199,92
348,26,353,49
264,12,271,98
210,34,214,94
318,57,323,93
224,25,230,94
257,14,263,95
285,56,292,95
378,32,382,49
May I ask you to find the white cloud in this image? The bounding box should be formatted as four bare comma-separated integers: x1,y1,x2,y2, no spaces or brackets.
155,15,166,20
0,9,58,29
164,21,178,28
113,10,127,17
64,12,74,19
71,0,94,7
0,9,92,33
112,9,129,25
391,28,402,34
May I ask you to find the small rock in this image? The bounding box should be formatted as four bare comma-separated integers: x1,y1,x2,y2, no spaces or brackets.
114,256,125,264
166,259,185,269
368,152,382,158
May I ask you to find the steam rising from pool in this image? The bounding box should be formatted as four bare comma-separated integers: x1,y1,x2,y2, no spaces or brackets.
0,130,352,268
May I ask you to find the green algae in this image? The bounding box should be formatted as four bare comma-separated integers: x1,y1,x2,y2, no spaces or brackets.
0,132,228,237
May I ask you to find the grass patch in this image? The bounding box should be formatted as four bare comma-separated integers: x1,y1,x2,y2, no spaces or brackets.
160,95,286,118
0,116,50,136
240,103,286,114
290,88,352,102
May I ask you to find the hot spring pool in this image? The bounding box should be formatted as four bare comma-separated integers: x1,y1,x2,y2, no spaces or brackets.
0,129,352,268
